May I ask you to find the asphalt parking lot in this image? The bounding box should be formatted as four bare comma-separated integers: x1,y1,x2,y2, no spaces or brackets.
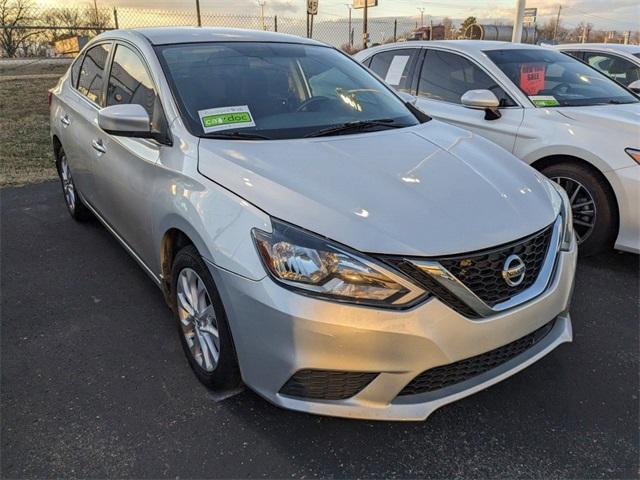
2,181,639,479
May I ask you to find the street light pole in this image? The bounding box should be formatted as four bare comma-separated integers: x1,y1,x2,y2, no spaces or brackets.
511,0,525,42
258,1,266,30
417,7,425,27
553,4,562,42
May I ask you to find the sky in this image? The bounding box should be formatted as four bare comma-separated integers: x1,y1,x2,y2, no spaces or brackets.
35,0,640,31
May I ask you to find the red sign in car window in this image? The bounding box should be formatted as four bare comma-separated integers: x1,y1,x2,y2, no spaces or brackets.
520,64,546,95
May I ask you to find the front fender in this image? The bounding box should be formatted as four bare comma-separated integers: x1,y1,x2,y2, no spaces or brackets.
154,180,271,282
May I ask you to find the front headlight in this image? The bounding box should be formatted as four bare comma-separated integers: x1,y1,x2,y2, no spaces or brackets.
550,181,575,251
252,219,427,308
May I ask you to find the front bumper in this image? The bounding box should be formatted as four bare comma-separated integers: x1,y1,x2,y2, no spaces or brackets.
208,238,577,421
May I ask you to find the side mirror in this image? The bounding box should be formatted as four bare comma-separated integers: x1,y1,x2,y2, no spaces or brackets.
461,89,502,120
627,80,640,94
397,91,418,105
98,104,152,138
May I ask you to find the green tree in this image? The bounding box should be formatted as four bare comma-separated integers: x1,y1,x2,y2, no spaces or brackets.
457,16,476,39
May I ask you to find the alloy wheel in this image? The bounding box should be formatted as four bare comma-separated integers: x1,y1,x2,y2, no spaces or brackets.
60,155,76,212
550,176,597,244
176,267,220,372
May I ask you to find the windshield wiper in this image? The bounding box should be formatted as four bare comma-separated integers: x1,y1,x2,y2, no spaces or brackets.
203,131,272,140
304,119,406,138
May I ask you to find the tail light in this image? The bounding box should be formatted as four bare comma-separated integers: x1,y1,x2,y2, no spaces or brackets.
48,90,53,108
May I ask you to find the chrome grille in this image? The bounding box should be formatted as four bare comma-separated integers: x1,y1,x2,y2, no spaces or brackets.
438,224,553,307
382,221,558,318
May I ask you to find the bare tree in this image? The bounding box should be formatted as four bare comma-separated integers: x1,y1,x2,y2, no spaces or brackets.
41,7,84,41
0,0,41,57
81,5,112,36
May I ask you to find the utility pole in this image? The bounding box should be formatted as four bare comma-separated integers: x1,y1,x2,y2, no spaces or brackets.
581,23,587,43
258,1,266,30
417,7,425,27
195,0,202,26
362,0,368,49
552,4,561,42
345,4,352,47
511,0,525,43
429,17,433,40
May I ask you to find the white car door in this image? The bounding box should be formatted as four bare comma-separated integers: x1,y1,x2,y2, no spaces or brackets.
413,48,524,153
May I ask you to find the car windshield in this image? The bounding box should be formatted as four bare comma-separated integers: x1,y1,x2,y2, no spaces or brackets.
634,53,640,60
485,48,638,107
156,42,420,139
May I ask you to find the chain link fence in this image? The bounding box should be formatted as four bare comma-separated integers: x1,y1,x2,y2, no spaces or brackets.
1,4,426,57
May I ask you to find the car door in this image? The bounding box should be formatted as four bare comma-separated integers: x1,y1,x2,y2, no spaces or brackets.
413,48,524,153
61,42,112,206
93,41,168,266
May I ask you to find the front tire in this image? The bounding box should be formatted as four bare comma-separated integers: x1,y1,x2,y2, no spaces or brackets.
541,161,618,256
57,152,91,222
171,245,242,390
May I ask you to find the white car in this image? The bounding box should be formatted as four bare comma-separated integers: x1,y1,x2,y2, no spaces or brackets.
355,41,640,255
554,43,640,92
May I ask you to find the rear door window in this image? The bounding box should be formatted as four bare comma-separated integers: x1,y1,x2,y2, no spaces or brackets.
77,43,111,105
368,48,420,93
418,49,516,106
583,52,640,87
70,54,83,87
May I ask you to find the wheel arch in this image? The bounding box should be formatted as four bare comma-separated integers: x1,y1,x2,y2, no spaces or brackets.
52,135,63,170
159,227,201,304
530,154,621,240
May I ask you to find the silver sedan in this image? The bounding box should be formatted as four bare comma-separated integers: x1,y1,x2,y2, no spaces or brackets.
50,27,577,420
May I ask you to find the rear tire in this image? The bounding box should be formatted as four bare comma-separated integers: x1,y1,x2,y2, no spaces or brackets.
541,161,617,256
171,245,242,390
56,151,91,222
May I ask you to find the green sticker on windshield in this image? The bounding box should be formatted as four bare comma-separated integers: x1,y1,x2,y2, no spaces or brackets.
529,95,560,107
198,105,256,133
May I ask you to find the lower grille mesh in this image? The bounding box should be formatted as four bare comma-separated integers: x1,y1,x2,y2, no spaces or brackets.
398,320,555,396
279,369,378,400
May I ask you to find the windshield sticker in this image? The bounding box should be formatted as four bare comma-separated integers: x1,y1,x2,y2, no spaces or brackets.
384,55,410,86
198,105,256,133
520,64,546,95
529,95,560,107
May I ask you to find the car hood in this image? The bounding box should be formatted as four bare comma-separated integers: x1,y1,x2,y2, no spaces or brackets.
555,103,640,137
197,122,558,256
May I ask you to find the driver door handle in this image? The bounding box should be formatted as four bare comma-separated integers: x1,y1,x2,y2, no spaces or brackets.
91,138,106,154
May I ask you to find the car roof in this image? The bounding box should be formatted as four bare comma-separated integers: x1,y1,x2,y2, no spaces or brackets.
96,27,327,47
555,43,640,54
360,40,545,56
